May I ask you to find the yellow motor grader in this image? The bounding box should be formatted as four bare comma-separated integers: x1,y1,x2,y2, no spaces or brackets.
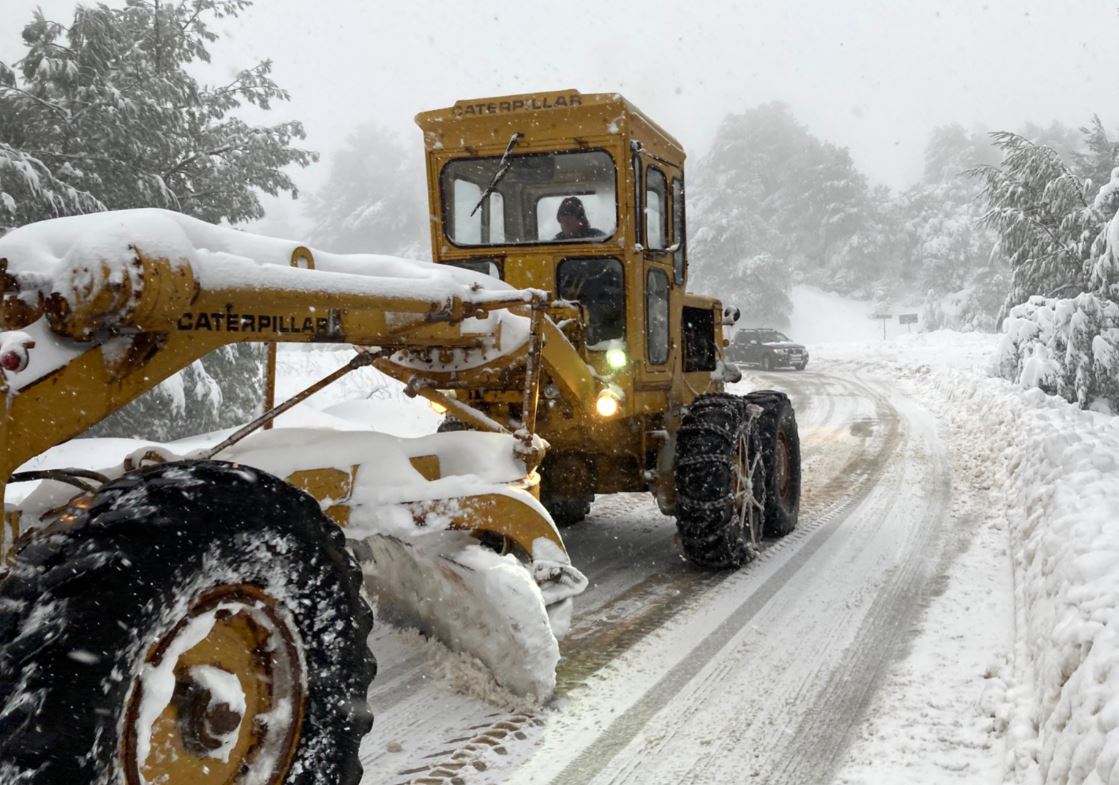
0,91,800,785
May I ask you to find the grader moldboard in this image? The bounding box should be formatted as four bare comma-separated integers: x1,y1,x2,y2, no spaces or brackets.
0,90,800,785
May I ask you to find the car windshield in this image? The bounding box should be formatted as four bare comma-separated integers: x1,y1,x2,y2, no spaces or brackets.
441,150,617,246
761,331,791,342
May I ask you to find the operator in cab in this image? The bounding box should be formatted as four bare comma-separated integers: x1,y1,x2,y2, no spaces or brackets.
555,196,605,241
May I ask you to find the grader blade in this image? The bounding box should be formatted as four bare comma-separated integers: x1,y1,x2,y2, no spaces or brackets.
348,486,585,702
356,530,561,702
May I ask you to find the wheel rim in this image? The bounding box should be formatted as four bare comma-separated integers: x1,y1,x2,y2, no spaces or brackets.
731,430,761,550
122,584,305,785
775,430,791,501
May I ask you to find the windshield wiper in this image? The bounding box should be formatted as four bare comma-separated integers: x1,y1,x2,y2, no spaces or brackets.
470,132,522,217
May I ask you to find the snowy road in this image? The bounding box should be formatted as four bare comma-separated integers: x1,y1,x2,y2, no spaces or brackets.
359,367,960,784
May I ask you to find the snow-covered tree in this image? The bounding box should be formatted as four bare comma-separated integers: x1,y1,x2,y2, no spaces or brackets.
987,121,1119,412
721,253,793,328
690,103,889,322
0,2,315,225
898,125,1005,330
827,184,905,296
305,125,428,258
0,143,104,232
1072,117,1119,204
0,1,316,440
971,132,1101,315
1090,170,1119,299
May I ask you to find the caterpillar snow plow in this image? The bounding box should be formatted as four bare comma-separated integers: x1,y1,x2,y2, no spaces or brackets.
0,90,800,785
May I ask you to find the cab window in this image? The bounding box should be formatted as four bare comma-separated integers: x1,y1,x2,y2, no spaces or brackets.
646,269,670,364
645,166,668,250
556,258,625,347
672,177,686,284
441,150,616,246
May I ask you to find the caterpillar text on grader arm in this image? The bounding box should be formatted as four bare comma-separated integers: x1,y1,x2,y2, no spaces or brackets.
0,90,801,785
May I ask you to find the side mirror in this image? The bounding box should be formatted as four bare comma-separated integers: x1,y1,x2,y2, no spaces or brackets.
722,306,740,325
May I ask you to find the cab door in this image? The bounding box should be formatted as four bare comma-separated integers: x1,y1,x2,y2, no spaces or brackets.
638,162,675,387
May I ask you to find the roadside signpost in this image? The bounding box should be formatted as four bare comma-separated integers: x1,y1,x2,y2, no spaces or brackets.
899,313,919,333
870,312,893,339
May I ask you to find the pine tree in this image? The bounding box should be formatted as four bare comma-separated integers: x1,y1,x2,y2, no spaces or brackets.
0,1,316,440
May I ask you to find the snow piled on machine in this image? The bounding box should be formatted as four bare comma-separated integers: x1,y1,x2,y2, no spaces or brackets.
0,208,536,391
816,334,1119,785
0,207,522,305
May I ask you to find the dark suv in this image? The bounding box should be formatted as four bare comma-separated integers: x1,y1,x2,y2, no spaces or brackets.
728,329,809,371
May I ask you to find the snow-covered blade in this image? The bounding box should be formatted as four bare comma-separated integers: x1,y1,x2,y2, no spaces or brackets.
355,531,569,702
215,426,586,701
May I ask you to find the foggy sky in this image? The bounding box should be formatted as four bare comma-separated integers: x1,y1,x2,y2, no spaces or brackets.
4,0,1118,200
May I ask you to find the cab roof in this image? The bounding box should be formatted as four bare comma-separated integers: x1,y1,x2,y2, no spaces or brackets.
415,90,684,162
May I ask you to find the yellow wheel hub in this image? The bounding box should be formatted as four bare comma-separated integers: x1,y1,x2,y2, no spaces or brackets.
122,584,304,785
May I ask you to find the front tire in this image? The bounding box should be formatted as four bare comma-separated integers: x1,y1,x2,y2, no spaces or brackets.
0,461,376,785
674,394,764,568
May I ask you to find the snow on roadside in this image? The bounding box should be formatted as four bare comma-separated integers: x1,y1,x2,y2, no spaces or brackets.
816,332,1119,785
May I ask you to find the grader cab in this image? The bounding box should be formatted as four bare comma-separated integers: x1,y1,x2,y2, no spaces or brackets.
416,90,801,560
0,91,801,785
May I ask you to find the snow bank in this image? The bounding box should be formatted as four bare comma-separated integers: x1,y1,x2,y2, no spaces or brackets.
995,293,1119,414
916,371,1119,785
826,332,1119,784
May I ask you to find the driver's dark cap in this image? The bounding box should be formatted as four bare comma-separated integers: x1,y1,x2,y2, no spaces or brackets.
557,197,586,218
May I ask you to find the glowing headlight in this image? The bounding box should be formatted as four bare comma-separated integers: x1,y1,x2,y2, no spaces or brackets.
605,346,628,370
595,388,622,418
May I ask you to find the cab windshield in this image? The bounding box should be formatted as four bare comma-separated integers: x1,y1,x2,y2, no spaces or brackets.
441,150,617,246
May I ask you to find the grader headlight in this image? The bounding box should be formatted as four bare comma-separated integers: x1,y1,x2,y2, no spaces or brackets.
605,346,628,371
595,386,623,418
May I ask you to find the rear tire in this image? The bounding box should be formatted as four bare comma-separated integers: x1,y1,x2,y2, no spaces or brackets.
674,394,764,568
0,461,376,785
745,391,801,537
